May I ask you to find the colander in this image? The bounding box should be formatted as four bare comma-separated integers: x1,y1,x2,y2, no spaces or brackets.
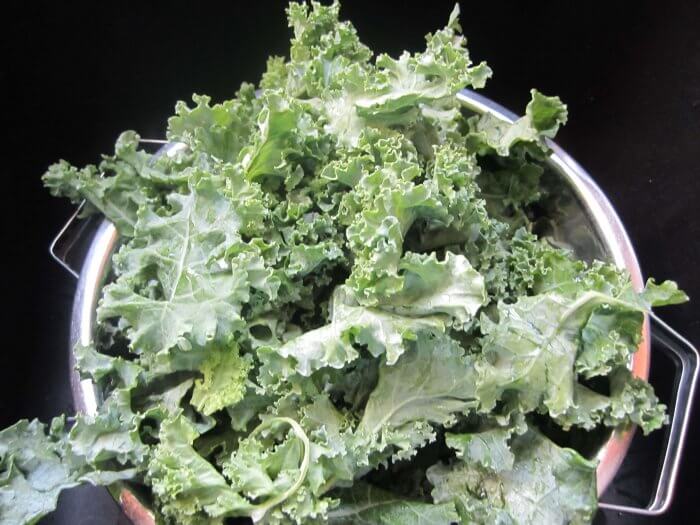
49,89,699,523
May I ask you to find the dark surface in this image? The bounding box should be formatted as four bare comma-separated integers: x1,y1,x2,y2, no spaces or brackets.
2,1,699,523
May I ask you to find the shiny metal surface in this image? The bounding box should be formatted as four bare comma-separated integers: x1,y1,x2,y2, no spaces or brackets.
53,91,697,520
597,314,698,516
68,218,117,416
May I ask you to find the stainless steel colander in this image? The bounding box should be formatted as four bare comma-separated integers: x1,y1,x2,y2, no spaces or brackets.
50,89,699,523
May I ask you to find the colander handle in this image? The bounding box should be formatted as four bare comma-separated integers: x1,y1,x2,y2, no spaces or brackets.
599,312,699,516
49,201,90,279
49,138,175,279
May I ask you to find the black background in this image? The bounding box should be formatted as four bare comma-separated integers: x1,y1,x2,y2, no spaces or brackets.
2,1,699,523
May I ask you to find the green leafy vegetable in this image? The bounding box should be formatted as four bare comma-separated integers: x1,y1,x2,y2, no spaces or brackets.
359,331,477,439
428,427,598,524
445,427,515,472
190,343,252,416
98,176,253,354
1,1,688,524
0,418,136,525
327,483,458,524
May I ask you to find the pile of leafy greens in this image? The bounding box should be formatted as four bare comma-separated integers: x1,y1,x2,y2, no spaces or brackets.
1,2,688,524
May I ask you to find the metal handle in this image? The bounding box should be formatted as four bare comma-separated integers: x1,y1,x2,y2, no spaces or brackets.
50,201,91,279
49,138,182,279
599,312,699,516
